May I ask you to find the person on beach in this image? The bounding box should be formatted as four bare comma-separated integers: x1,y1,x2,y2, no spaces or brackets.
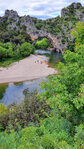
37,60,39,63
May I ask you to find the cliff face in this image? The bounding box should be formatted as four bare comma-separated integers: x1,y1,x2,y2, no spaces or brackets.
0,2,84,52
61,3,84,21
5,10,18,19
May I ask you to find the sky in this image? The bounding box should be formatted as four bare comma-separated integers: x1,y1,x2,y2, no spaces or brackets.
0,0,84,19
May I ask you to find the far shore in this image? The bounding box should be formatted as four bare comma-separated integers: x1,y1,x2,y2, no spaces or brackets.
0,54,57,84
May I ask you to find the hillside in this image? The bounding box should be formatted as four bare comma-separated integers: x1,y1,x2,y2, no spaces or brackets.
0,2,84,52
0,20,84,148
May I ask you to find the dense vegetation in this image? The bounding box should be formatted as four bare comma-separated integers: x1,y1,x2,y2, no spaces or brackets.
0,2,84,56
0,41,35,66
0,37,53,66
0,16,35,66
35,38,52,50
0,22,84,148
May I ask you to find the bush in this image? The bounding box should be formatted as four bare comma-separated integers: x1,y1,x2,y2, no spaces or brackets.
20,42,35,57
0,42,13,60
35,38,50,49
0,90,48,131
0,104,9,131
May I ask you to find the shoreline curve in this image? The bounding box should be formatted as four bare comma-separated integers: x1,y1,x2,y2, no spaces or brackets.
0,54,57,84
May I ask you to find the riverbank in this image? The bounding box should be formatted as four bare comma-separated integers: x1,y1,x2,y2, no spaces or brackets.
0,54,57,84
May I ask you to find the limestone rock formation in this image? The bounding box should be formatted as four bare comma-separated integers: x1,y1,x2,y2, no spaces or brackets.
0,3,84,53
5,10,18,18
61,2,84,20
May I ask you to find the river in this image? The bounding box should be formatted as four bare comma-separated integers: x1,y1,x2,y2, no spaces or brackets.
0,50,63,106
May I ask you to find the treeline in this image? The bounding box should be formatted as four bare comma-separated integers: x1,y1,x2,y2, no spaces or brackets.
0,30,35,60
0,37,53,67
0,22,84,148
0,23,35,66
0,42,35,65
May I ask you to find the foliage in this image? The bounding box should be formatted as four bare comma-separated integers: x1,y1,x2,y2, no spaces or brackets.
38,22,84,146
0,90,48,131
71,22,84,44
20,42,35,57
0,116,83,148
0,104,9,131
0,104,8,115
40,34,84,126
0,28,32,45
0,42,13,60
0,14,84,149
0,42,34,66
0,57,22,67
35,38,50,50
74,124,84,148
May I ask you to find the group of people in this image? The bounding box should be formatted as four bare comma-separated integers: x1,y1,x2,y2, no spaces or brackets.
35,60,43,64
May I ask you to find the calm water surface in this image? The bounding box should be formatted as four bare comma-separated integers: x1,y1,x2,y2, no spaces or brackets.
0,77,47,106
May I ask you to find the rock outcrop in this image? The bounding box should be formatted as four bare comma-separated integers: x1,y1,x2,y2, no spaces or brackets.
0,2,84,53
61,3,84,19
5,10,18,18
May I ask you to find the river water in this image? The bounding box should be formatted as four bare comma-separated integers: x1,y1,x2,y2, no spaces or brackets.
0,50,63,105
0,77,47,106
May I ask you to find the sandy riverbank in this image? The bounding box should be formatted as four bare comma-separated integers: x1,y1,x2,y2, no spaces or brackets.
0,54,57,84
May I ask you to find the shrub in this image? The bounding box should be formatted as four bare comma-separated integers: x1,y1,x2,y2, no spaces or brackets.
20,42,35,57
35,38,50,49
0,42,13,60
0,90,49,131
0,104,9,131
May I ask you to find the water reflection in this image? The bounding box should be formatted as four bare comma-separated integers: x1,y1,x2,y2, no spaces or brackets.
49,51,63,65
0,77,47,106
0,84,8,100
35,49,63,65
36,50,51,55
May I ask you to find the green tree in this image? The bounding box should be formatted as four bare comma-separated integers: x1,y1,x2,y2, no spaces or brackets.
0,22,84,149
20,42,35,57
40,22,84,125
0,42,13,60
71,22,84,44
35,38,50,49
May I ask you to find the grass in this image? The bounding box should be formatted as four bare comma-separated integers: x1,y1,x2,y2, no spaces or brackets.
0,57,23,67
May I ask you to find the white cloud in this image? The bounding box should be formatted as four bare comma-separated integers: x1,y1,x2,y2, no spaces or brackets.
0,0,84,19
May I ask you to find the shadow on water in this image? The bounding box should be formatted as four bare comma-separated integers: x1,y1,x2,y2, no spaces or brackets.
49,51,63,66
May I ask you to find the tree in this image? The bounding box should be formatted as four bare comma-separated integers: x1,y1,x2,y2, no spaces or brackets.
40,22,84,125
20,42,35,57
71,22,84,45
0,42,13,60
35,38,50,49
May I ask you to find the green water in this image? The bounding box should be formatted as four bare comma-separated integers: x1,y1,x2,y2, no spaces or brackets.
49,51,63,65
0,84,8,100
0,78,47,105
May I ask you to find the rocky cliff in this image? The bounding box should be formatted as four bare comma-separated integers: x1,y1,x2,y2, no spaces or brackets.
0,2,84,52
